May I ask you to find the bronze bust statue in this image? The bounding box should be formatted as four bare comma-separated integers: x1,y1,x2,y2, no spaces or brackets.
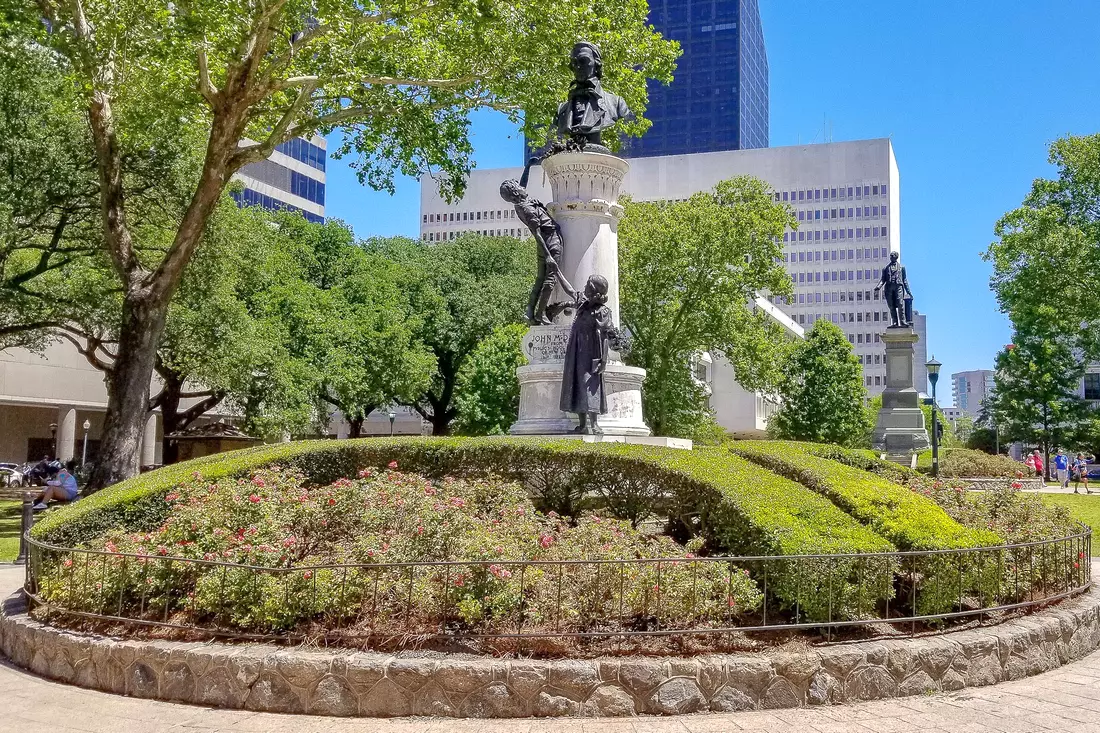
551,41,634,153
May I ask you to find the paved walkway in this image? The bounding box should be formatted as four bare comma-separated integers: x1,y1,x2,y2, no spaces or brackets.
4,568,1100,732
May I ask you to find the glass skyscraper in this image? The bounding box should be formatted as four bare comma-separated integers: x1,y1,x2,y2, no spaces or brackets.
622,0,768,158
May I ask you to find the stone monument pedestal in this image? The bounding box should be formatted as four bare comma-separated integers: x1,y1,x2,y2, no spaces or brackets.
510,325,650,436
871,327,930,463
509,152,651,438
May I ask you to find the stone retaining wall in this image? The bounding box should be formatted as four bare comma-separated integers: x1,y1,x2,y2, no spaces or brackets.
2,581,1099,718
964,477,1044,491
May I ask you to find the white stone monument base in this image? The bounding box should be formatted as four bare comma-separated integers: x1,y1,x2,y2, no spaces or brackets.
498,434,692,450
510,362,651,437
872,327,931,464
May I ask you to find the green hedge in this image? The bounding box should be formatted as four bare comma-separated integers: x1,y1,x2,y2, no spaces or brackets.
34,437,896,621
728,441,1000,551
917,448,1023,478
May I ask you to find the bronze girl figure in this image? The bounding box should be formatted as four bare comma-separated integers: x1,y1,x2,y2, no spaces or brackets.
560,275,614,434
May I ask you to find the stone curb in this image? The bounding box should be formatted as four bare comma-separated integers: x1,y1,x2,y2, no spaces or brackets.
2,578,1099,718
964,478,1044,491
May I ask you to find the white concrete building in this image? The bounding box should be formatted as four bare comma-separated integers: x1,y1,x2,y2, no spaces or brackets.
421,139,922,424
950,369,995,419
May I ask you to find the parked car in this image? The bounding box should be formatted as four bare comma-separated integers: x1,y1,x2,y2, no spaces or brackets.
1087,463,1100,481
0,462,25,487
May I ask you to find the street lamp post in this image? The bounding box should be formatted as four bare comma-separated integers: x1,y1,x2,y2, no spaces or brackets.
81,419,92,465
926,357,942,478
388,411,396,437
48,422,57,459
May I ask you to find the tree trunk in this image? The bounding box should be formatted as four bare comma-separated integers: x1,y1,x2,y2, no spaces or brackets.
347,416,364,439
87,296,168,489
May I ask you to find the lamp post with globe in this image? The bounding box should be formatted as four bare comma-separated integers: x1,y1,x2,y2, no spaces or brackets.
926,357,942,478
81,419,91,465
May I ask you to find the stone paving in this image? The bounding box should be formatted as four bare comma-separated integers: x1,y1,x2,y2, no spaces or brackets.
2,566,1100,732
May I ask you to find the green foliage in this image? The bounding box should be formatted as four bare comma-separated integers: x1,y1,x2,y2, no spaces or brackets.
375,236,532,434
619,177,796,437
39,466,761,634
33,437,896,621
966,427,1000,454
985,133,1100,363
728,441,999,551
454,324,528,435
770,320,872,447
988,335,1090,461
916,448,1022,479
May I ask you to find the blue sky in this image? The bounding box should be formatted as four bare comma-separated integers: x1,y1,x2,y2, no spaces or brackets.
324,0,1100,400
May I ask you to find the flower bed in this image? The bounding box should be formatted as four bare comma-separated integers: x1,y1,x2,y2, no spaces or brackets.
36,464,761,635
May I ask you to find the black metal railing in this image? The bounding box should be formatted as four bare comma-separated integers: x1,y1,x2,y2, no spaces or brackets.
22,528,1092,644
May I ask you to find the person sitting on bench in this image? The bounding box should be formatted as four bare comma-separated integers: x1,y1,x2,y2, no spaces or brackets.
33,460,78,510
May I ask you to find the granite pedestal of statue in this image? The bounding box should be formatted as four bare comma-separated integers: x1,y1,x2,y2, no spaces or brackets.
871,326,930,464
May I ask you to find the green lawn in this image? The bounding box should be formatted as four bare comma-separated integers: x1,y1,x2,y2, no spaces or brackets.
0,501,21,562
1039,493,1100,537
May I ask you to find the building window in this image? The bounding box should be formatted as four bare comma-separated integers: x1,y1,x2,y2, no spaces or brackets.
875,376,881,386
1085,373,1100,400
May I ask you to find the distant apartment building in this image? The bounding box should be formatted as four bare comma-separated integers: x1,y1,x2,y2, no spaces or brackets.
951,369,995,419
421,138,923,399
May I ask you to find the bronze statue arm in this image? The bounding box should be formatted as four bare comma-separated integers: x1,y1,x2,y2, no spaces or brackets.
519,157,539,189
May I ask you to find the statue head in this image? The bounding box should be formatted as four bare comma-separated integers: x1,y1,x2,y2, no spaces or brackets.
584,274,609,305
499,179,526,204
570,41,603,82
889,251,899,263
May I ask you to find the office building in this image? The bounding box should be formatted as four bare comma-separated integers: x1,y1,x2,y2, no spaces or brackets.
232,136,327,223
421,138,910,400
622,0,768,157
951,369,995,419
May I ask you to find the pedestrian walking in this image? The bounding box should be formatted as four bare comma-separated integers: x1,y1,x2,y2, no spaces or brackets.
1072,454,1091,494
1055,449,1070,489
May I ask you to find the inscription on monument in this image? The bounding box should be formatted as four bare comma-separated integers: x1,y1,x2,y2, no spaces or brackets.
523,325,572,363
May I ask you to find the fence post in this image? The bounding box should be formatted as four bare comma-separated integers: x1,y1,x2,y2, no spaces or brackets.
16,492,33,566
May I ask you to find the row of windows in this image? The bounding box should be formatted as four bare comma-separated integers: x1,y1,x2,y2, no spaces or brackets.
289,170,325,205
785,227,887,242
423,229,529,242
774,184,888,203
794,269,886,285
275,138,326,172
788,247,889,263
231,188,324,224
1085,373,1100,401
425,209,517,224
858,354,885,366
797,205,887,222
777,289,879,305
866,375,885,387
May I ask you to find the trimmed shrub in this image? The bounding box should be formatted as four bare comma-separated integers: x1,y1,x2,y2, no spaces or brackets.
33,438,896,623
729,441,1011,615
918,448,1023,479
728,441,999,551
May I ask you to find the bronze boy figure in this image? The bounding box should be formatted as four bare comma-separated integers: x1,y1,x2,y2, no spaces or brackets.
874,251,913,328
500,169,576,324
552,41,633,151
560,275,614,434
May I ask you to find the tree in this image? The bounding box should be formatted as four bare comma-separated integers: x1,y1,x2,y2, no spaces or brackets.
619,177,795,436
986,134,1100,363
8,0,678,486
952,414,976,446
770,320,872,447
453,324,527,435
375,235,532,435
988,334,1089,474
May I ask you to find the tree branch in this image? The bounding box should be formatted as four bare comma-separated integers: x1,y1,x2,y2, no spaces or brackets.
230,80,318,169
197,47,219,107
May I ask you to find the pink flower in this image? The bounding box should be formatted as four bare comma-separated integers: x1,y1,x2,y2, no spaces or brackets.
327,497,336,506
165,492,180,502
539,534,554,549
249,494,262,503
303,570,313,580
203,553,215,561
104,541,118,553
63,558,73,568
156,546,168,556
449,497,466,508
416,525,424,535
282,537,296,548
388,461,399,469
1011,482,1022,489
358,468,374,478
252,476,266,487
495,546,504,555
453,574,465,587
489,564,512,579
